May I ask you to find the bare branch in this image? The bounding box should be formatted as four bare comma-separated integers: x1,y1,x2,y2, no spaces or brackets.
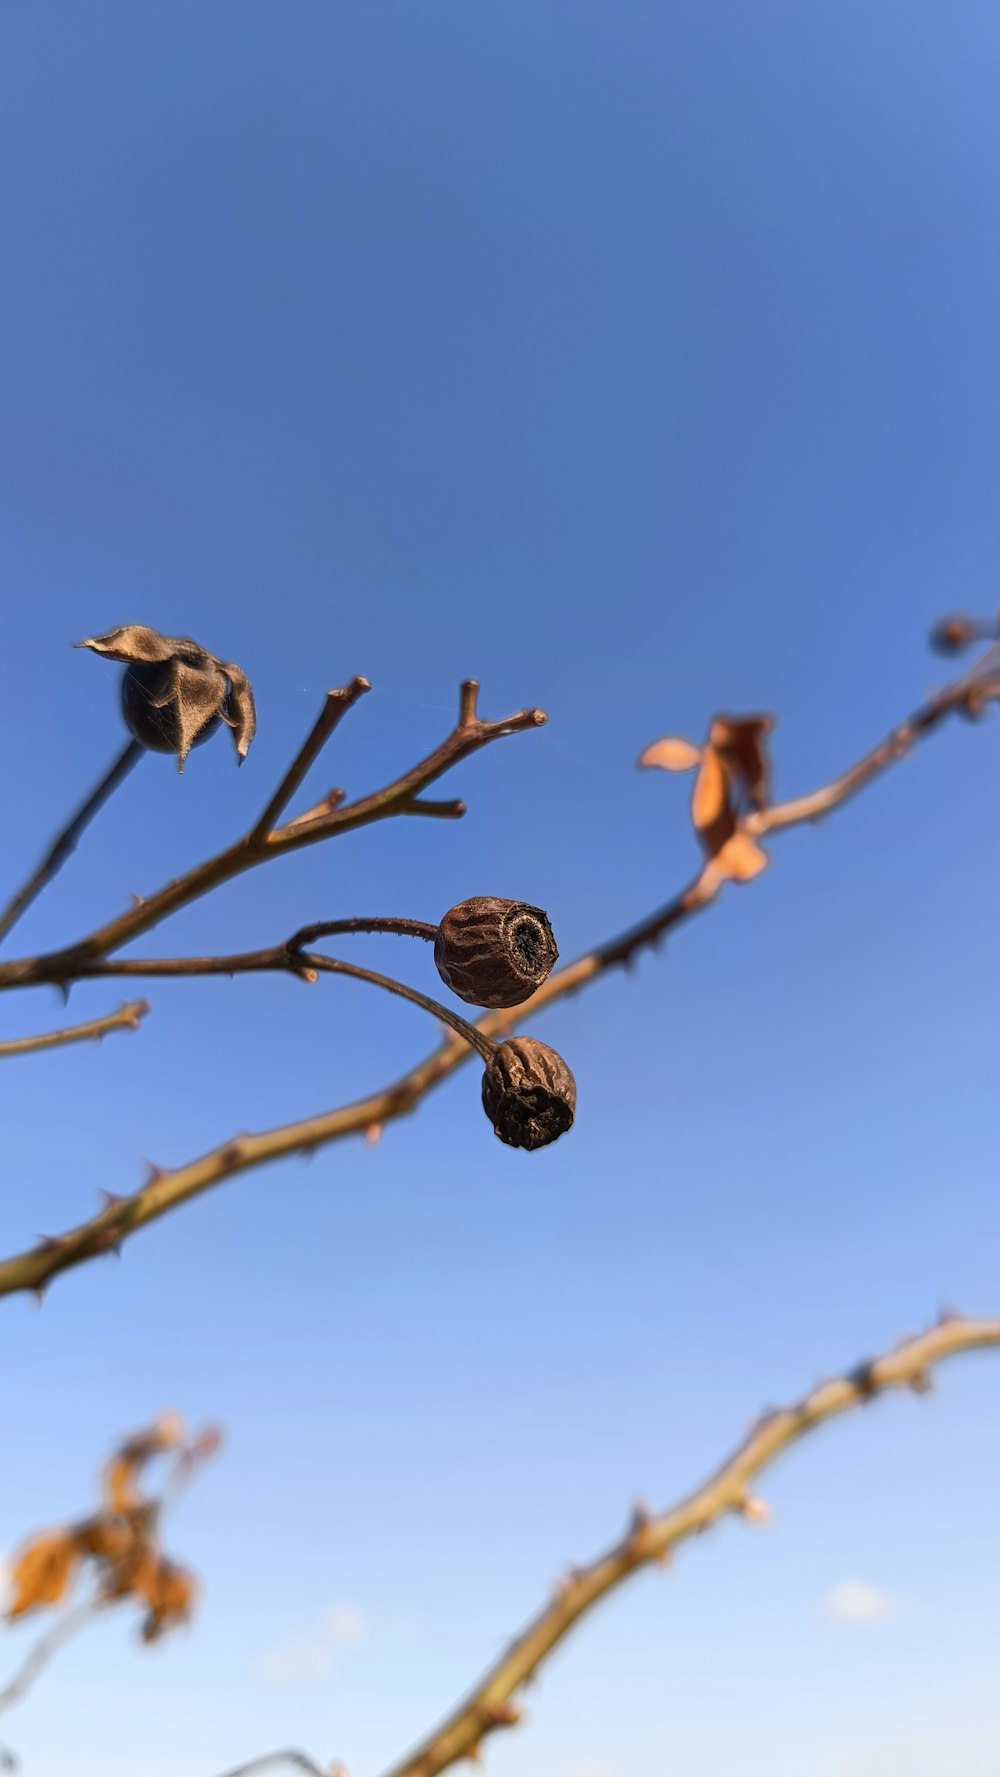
371,1315,1000,1777
209,1755,333,1777
0,1600,105,1720
0,683,546,992
249,679,371,843
0,641,995,1296
0,740,142,947
0,1000,150,1059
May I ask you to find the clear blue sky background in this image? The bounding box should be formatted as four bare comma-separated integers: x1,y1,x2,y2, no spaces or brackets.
1,5,999,1774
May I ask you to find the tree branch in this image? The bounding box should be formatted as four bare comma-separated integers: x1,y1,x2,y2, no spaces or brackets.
0,740,143,948
210,1755,333,1777
0,682,546,992
0,644,995,1298
364,1314,1000,1777
0,1600,105,1719
0,1000,150,1059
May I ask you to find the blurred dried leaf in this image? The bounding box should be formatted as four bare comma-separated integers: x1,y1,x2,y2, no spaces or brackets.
638,737,703,772
6,1530,83,1620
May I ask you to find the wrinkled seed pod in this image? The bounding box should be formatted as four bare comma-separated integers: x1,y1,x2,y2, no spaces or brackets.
121,663,222,755
435,897,558,1007
481,1036,576,1152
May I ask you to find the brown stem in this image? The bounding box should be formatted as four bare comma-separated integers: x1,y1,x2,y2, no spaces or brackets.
209,1757,332,1777
249,679,371,842
0,1000,150,1058
289,917,439,948
0,684,545,990
371,1315,1000,1777
0,643,996,1297
0,740,142,948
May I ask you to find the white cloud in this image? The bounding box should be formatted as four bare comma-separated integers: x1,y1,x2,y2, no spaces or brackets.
824,1581,897,1624
254,1639,333,1688
323,1603,369,1646
255,1603,371,1688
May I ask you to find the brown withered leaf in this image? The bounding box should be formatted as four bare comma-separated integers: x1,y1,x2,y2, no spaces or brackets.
641,711,775,879
708,714,774,812
102,1411,186,1514
134,1556,198,1642
6,1529,85,1620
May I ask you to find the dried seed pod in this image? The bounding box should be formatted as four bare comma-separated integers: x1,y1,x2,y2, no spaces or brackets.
481,1036,576,1151
929,616,976,655
435,897,558,1007
79,625,256,769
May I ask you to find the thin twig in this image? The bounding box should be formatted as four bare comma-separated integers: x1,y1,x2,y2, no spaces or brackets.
0,739,142,947
0,1600,105,1718
209,1755,333,1777
0,649,995,1297
369,1315,1000,1777
0,1000,150,1059
0,682,545,991
249,680,371,843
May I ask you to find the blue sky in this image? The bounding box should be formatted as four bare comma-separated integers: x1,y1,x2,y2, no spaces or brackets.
1,3,1000,1773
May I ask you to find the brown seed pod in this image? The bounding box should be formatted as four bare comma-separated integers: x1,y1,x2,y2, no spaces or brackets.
79,625,256,769
481,1036,576,1151
434,897,558,1007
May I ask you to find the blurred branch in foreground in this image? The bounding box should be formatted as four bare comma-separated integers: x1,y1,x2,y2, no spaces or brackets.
211,1313,1000,1777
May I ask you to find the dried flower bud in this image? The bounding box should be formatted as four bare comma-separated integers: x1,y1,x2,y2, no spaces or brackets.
435,897,558,1007
481,1036,576,1151
79,625,256,769
929,615,976,655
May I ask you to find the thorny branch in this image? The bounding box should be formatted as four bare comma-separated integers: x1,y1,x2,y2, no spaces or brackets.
201,1315,1000,1777
0,1001,149,1059
0,629,998,1299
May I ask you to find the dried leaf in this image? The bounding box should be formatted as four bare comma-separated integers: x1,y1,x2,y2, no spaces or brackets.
691,746,735,857
6,1530,83,1619
711,832,770,883
135,1556,198,1641
638,736,703,773
709,715,774,811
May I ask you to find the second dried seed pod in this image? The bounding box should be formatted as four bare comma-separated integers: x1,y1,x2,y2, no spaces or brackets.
434,897,558,1008
481,1036,576,1151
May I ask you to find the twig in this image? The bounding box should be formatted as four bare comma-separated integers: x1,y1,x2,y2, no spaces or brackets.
0,1600,105,1718
0,1000,149,1059
0,740,142,948
0,681,545,991
370,1314,1000,1777
212,1317,1000,1777
209,1755,332,1777
0,649,995,1297
249,680,371,843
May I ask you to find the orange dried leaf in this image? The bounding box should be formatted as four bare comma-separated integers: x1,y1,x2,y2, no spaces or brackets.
137,1557,198,1642
712,833,770,883
7,1529,83,1619
691,747,735,857
638,736,703,772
